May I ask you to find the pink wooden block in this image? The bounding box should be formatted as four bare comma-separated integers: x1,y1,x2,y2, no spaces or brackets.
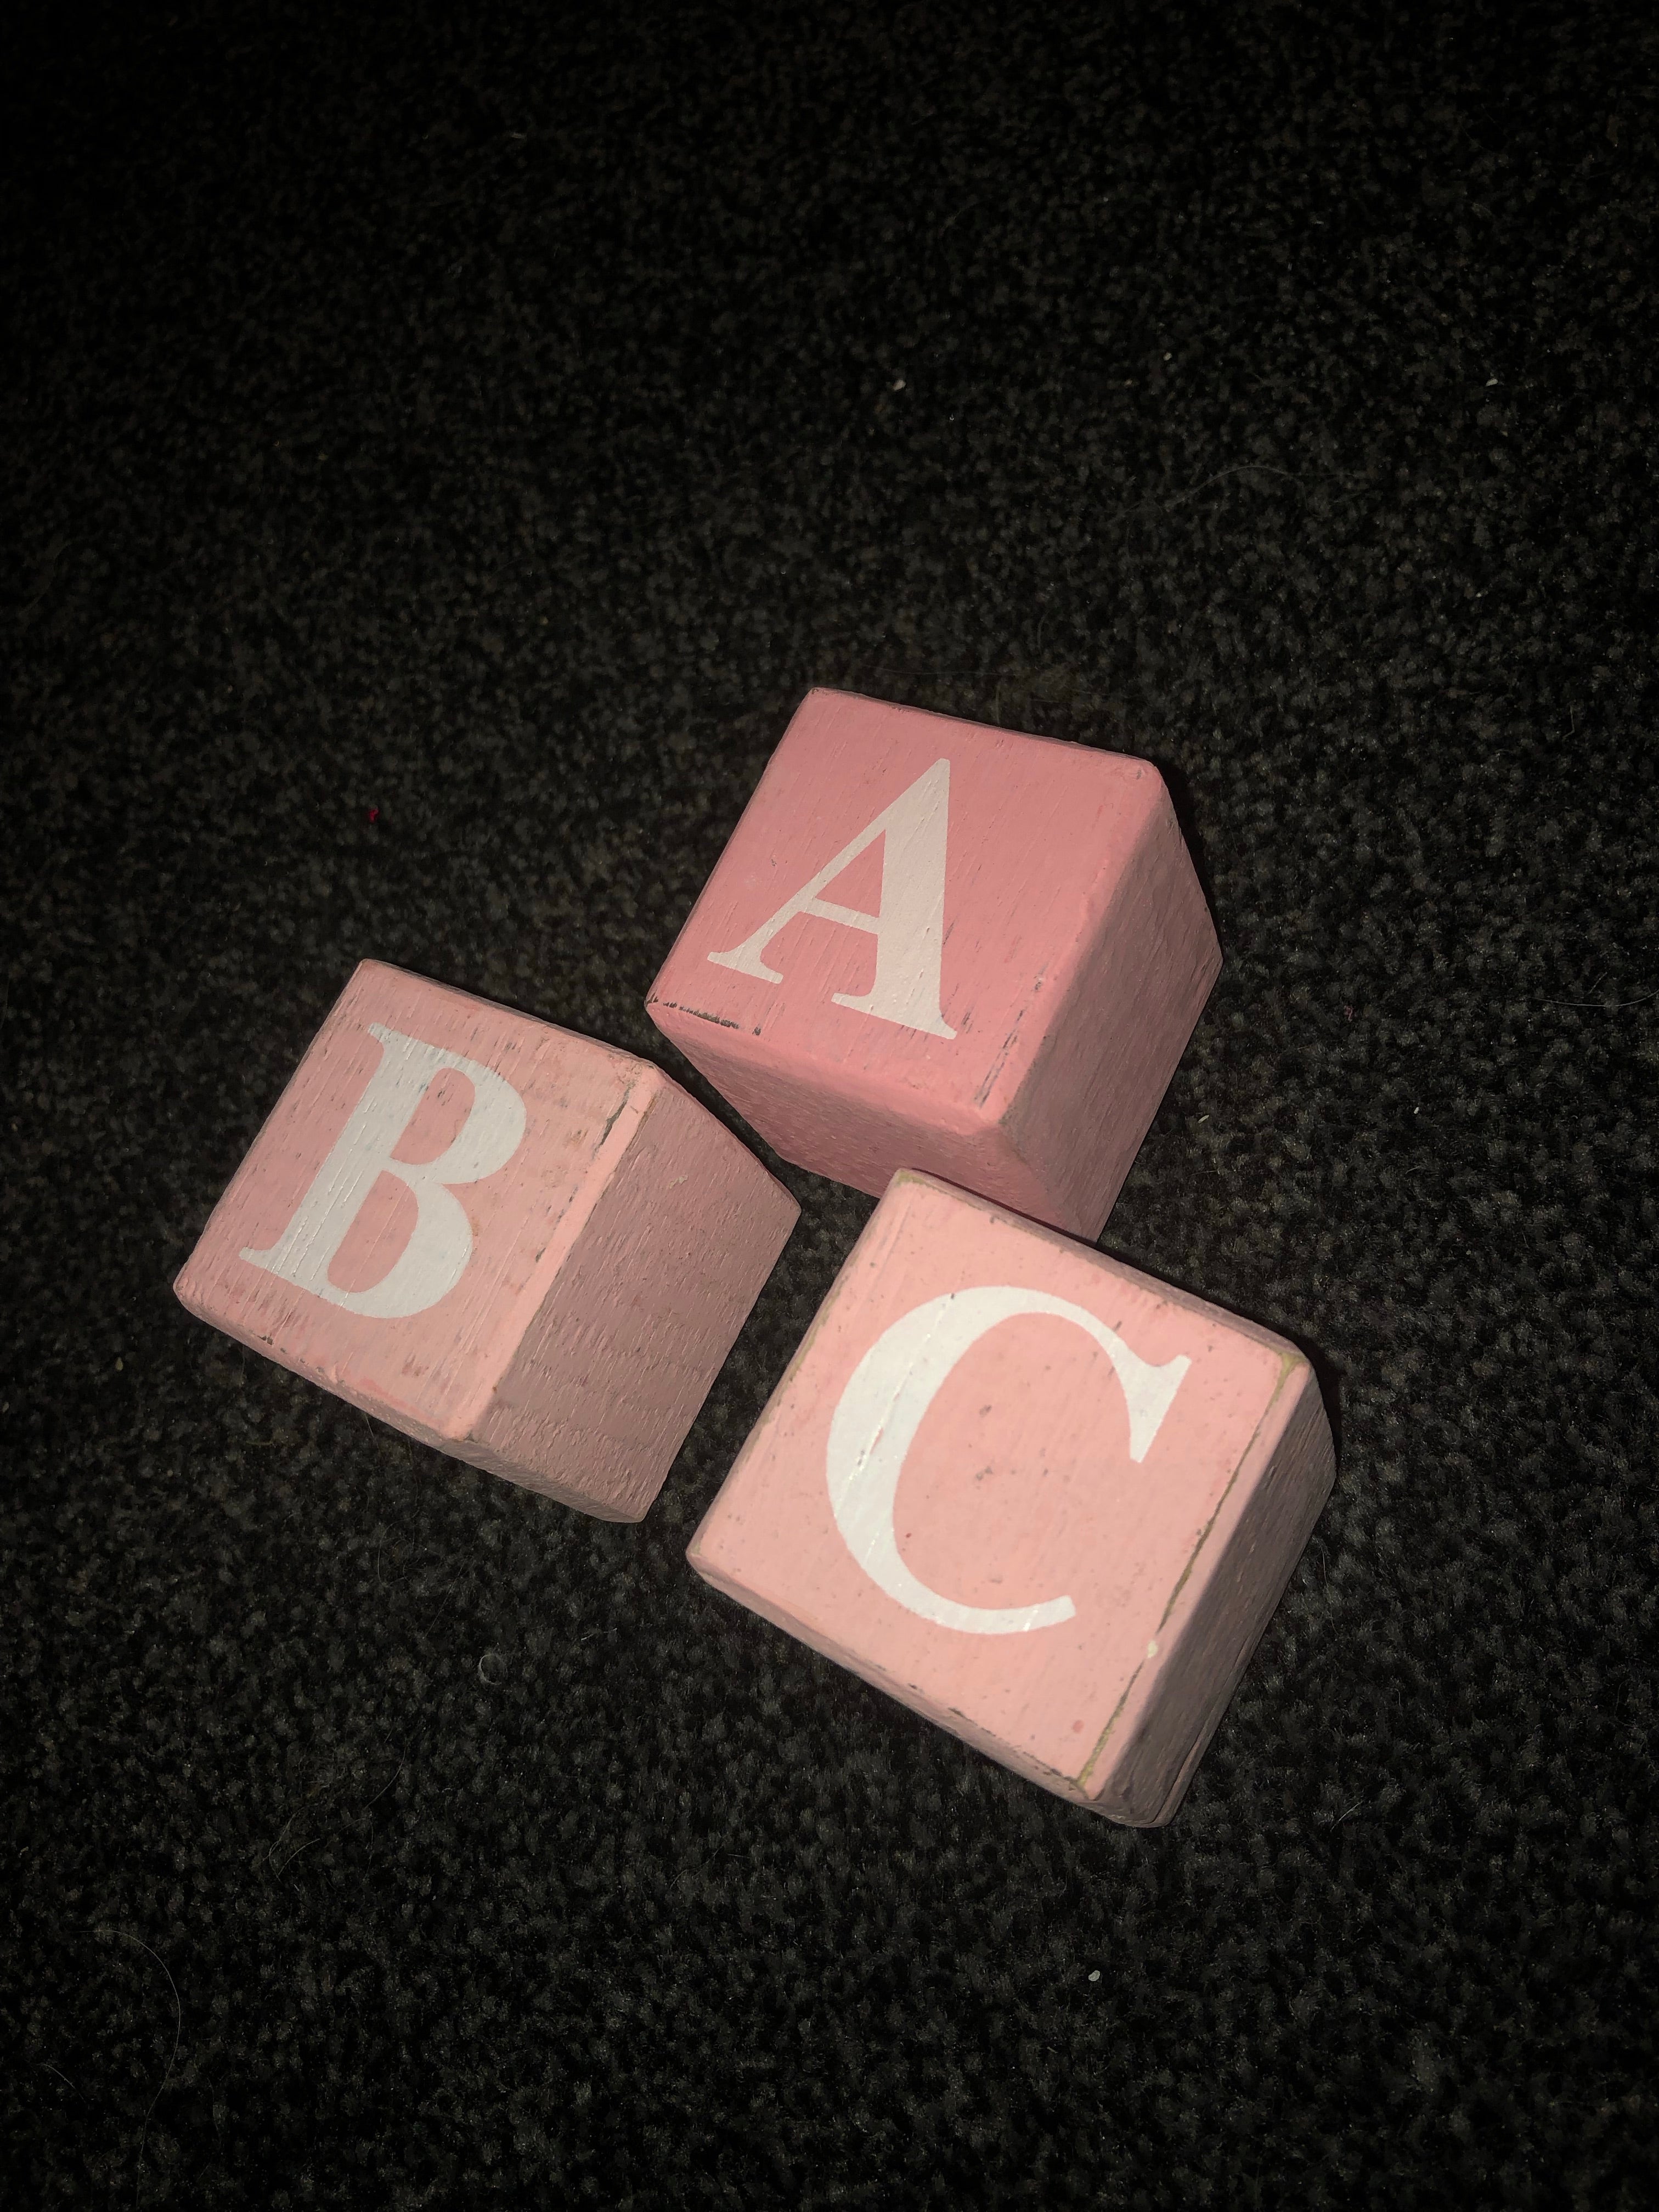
174,961,798,1521
646,688,1220,1239
689,1171,1333,1824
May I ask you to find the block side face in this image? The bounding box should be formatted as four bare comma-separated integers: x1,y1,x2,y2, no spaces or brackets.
687,1171,1290,1796
473,1080,797,1520
174,962,639,1436
646,690,1163,1165
1088,1364,1336,1824
647,1008,1060,1218
996,784,1222,1239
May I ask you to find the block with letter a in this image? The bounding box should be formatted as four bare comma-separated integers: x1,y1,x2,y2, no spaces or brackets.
687,1172,1333,1824
174,961,798,1520
646,688,1220,1239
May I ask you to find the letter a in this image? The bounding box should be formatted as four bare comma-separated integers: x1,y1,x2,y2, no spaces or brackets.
241,1024,527,1319
708,758,957,1037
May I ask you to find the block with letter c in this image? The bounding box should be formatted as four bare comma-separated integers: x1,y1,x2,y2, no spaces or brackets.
688,1172,1334,1823
174,961,798,1520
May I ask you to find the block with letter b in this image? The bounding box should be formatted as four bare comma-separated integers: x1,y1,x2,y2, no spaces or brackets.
646,688,1220,1239
688,1172,1333,1824
174,961,798,1520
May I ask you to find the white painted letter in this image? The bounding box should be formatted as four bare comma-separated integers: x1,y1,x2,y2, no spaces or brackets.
827,1286,1190,1634
708,758,957,1036
242,1024,527,1319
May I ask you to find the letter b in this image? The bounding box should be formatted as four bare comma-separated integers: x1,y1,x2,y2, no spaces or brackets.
241,1023,527,1319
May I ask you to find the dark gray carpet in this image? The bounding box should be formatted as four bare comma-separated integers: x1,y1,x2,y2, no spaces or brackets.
3,1,1655,2204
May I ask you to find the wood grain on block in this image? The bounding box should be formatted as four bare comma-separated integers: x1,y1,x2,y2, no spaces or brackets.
688,1172,1333,1824
646,688,1220,1238
174,961,798,1520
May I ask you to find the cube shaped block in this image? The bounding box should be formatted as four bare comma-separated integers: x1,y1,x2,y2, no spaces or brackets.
646,688,1220,1239
689,1172,1333,1824
175,961,798,1521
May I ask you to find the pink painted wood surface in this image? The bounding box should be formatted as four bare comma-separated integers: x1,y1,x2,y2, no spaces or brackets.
174,961,798,1520
689,1171,1334,1824
646,689,1220,1238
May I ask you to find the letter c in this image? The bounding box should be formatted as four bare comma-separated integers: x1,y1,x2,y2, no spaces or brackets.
826,1286,1190,1635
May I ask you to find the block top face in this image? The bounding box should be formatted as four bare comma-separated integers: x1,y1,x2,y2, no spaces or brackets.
646,689,1168,1119
175,962,653,1437
689,1172,1301,1800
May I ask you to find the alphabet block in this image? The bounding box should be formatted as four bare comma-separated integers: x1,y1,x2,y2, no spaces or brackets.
174,961,798,1520
646,689,1220,1239
688,1171,1333,1824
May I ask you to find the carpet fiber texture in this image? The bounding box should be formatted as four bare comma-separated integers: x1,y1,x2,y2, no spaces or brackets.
3,2,1656,2204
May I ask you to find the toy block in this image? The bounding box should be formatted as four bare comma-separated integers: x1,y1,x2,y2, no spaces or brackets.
688,1171,1333,1825
646,688,1220,1240
174,961,798,1521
